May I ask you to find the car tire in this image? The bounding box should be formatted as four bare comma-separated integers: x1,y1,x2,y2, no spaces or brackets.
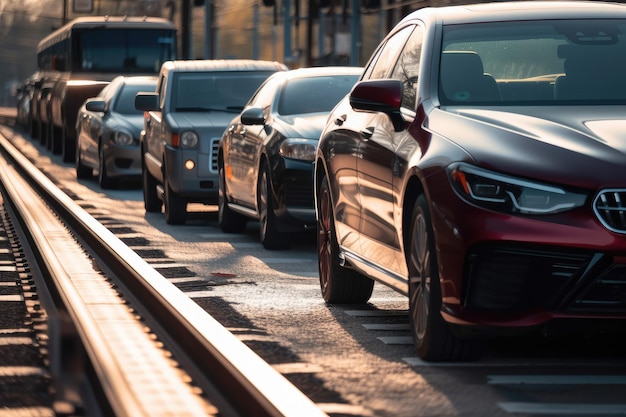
408,195,483,362
61,122,75,163
317,174,374,303
142,162,161,213
75,142,92,179
258,162,289,250
98,144,115,189
51,121,63,155
218,162,247,233
164,174,186,225
39,120,47,146
30,116,39,140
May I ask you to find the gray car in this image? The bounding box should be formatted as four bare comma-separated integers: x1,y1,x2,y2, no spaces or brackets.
135,59,287,224
76,75,157,188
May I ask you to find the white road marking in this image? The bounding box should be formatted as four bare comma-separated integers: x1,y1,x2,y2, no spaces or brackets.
499,402,626,415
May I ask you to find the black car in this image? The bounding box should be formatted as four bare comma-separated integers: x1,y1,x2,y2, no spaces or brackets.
218,66,362,249
315,1,626,362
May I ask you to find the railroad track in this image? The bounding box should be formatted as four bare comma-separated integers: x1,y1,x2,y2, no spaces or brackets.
0,130,328,416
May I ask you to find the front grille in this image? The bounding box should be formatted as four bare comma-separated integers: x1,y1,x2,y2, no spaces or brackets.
285,174,314,208
464,245,595,311
210,137,220,173
570,265,626,313
594,189,626,233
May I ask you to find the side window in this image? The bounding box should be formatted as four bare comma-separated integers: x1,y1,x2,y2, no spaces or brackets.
390,25,423,110
101,80,118,102
361,46,385,80
248,76,280,110
366,26,415,80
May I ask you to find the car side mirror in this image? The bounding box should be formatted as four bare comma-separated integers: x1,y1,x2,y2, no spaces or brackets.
85,99,106,113
240,107,265,125
349,79,405,131
135,92,160,111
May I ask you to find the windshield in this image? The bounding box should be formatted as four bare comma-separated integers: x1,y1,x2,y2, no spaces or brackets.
75,28,176,73
172,71,277,112
278,75,360,115
439,19,626,105
115,83,157,115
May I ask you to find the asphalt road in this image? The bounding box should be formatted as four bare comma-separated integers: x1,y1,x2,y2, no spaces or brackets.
2,116,626,417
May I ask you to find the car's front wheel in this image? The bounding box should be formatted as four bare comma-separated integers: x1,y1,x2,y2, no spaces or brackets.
258,162,289,250
142,161,161,213
317,174,374,303
164,173,186,225
408,195,483,362
62,124,75,163
218,162,247,233
75,140,93,179
98,143,115,189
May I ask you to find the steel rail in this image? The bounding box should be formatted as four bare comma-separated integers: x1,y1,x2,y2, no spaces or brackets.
0,132,328,417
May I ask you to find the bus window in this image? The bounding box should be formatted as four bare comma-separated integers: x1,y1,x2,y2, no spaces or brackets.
75,29,176,73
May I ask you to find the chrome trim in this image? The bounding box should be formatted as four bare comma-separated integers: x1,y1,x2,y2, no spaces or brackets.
593,189,626,234
339,246,408,295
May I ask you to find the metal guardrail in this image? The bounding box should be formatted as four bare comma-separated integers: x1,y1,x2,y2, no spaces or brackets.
0,130,329,417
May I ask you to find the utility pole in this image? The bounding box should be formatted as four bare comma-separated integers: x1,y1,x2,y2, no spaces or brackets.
181,0,191,59
284,0,292,64
350,0,360,66
204,0,212,58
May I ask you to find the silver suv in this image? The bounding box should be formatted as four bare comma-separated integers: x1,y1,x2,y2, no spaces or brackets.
135,59,287,224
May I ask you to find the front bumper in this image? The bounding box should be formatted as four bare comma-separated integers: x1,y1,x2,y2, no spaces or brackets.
272,157,316,232
426,170,626,331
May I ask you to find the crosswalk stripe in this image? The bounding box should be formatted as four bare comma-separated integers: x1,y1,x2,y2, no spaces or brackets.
378,336,413,345
363,323,411,330
489,375,626,385
499,402,626,414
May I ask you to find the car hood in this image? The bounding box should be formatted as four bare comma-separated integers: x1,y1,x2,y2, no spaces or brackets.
430,106,626,189
166,111,237,131
273,113,328,139
111,113,144,137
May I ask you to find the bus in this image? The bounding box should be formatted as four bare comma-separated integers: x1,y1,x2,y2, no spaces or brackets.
31,16,177,163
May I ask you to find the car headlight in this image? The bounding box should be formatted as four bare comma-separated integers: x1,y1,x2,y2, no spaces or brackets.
279,138,317,161
448,162,587,215
179,131,199,148
114,130,134,146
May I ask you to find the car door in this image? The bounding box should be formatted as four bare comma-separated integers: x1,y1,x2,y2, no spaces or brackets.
225,76,280,207
144,73,167,181
353,25,421,274
80,81,116,166
323,96,370,255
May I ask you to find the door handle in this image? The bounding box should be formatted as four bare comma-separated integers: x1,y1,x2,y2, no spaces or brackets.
334,114,347,126
361,127,374,139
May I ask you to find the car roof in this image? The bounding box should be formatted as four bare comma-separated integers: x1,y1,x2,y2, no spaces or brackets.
272,66,363,81
120,75,158,84
401,1,626,25
160,59,288,74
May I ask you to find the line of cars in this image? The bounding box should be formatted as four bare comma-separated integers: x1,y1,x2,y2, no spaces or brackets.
17,0,626,364
18,58,363,246
71,58,363,253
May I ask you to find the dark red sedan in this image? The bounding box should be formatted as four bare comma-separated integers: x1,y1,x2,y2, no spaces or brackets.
314,1,626,361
